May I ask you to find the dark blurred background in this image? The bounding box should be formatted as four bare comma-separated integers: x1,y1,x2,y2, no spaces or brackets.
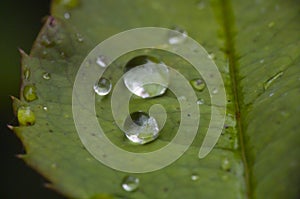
0,0,64,198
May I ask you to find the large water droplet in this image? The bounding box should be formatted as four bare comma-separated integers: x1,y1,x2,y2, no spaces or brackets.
168,27,188,45
96,55,107,67
221,157,231,171
42,72,51,80
121,176,139,192
190,78,206,91
17,106,35,126
23,85,38,102
93,77,112,96
263,71,283,90
123,55,169,98
123,112,159,144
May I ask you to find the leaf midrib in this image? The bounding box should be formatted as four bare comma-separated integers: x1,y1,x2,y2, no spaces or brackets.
217,0,251,198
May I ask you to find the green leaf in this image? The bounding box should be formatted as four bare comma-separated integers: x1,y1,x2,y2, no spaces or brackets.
12,0,300,198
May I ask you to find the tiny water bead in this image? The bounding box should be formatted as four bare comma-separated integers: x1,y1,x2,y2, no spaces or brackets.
121,176,139,192
93,77,112,96
221,157,231,171
76,33,84,43
64,12,71,19
42,72,51,80
123,55,169,98
123,111,159,144
17,106,36,126
23,85,38,102
191,174,199,181
168,27,188,45
190,78,206,91
23,68,30,80
196,98,205,105
96,55,107,67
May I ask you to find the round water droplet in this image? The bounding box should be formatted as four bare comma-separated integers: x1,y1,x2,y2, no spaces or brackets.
196,98,205,105
93,77,112,96
190,78,206,91
23,85,38,102
221,157,231,171
43,106,48,111
123,112,159,144
121,176,139,192
64,12,71,19
17,106,35,126
24,68,30,80
208,53,215,60
197,0,206,9
168,27,188,45
123,55,169,98
96,55,107,67
42,72,51,80
191,174,199,181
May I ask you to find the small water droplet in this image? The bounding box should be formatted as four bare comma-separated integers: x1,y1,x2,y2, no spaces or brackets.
17,106,35,126
260,59,265,64
41,35,54,47
123,112,159,144
263,71,283,90
43,106,48,111
23,85,38,102
23,68,30,80
96,55,107,67
178,96,187,101
60,51,66,57
123,55,169,98
168,27,188,45
269,92,274,97
191,174,199,181
212,88,218,94
93,77,112,96
64,12,71,19
42,72,51,80
268,21,275,28
208,53,215,60
76,33,84,42
55,0,79,8
221,157,231,171
196,98,205,105
121,176,139,192
190,78,206,91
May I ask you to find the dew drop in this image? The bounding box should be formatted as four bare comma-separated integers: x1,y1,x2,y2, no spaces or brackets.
168,27,188,45
260,59,265,64
123,55,169,98
93,77,112,96
23,85,38,102
123,112,159,144
190,78,206,91
17,106,35,126
43,106,48,111
42,72,51,80
23,68,30,80
221,157,231,171
121,176,139,192
96,55,107,67
64,12,71,19
41,35,54,47
55,0,79,8
196,98,205,105
212,88,218,94
191,174,199,181
263,71,283,90
76,33,84,43
208,53,215,60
